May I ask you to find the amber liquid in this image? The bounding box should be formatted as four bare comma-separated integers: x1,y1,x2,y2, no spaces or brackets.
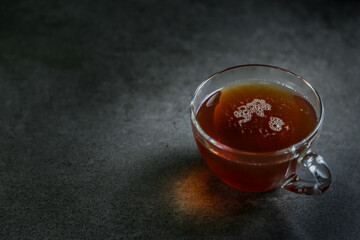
194,82,318,192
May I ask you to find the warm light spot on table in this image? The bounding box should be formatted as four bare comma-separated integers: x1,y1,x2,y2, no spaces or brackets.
170,164,259,221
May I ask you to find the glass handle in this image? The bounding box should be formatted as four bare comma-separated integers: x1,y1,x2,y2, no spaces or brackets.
282,152,332,195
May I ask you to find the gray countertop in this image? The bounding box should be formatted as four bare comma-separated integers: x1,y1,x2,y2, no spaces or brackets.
1,0,359,239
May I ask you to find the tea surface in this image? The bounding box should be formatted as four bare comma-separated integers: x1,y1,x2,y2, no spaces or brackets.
196,82,317,152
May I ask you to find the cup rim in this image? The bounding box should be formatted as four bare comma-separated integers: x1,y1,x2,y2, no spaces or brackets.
190,64,324,157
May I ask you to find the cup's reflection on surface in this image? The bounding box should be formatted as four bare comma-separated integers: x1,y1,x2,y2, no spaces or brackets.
169,163,268,222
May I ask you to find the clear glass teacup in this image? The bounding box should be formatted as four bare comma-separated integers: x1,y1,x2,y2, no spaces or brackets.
190,65,331,195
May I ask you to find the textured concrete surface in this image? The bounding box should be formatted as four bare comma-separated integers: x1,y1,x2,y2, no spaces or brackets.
0,0,359,239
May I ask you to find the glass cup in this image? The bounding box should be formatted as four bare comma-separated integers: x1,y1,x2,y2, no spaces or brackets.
190,64,331,195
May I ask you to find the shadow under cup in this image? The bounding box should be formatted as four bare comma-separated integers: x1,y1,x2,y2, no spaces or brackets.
190,65,331,195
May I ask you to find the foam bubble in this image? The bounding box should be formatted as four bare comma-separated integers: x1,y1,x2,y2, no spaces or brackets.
233,99,285,132
233,98,271,126
269,117,284,132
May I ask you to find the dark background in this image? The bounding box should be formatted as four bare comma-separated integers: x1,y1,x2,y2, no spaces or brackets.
1,0,359,239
